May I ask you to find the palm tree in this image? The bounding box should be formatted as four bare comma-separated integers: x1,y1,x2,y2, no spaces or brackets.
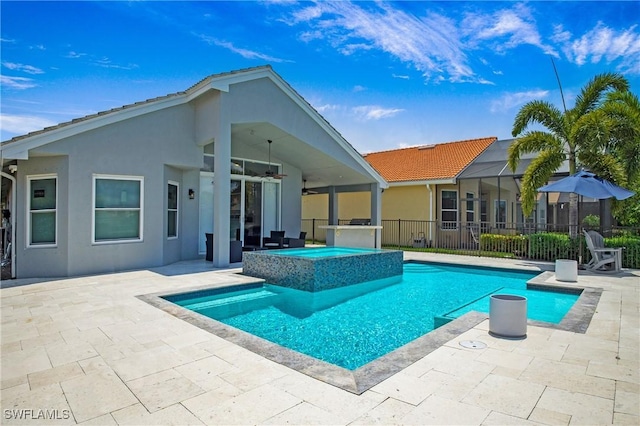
597,90,640,225
508,72,630,236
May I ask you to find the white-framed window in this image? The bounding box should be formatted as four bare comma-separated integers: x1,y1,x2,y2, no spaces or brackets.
465,192,475,222
93,174,144,243
441,190,458,230
167,181,179,239
27,174,57,247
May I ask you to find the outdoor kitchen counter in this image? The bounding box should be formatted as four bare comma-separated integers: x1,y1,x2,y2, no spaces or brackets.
319,225,383,249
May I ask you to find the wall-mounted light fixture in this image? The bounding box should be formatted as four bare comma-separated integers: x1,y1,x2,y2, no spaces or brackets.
188,189,195,199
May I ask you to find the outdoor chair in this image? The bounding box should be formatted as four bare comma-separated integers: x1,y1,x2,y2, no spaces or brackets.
242,235,262,251
263,230,285,249
468,224,480,246
284,231,306,248
583,229,622,272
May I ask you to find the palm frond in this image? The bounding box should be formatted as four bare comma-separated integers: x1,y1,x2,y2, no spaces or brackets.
519,150,566,216
507,132,564,172
578,151,627,185
573,72,629,116
572,110,613,152
511,100,566,138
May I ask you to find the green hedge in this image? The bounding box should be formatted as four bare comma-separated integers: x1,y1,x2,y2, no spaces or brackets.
479,234,528,256
527,233,574,260
605,236,640,269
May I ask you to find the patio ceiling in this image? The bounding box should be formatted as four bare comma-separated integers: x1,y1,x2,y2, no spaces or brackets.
231,122,380,190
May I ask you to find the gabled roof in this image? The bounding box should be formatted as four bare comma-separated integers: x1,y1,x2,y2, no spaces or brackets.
1,65,271,146
364,137,497,183
0,65,387,187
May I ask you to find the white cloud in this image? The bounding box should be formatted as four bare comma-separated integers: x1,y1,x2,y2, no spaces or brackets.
284,1,476,83
197,33,290,63
352,105,404,121
566,22,640,74
65,51,86,59
462,3,557,57
94,57,139,70
2,62,44,75
0,114,57,135
392,74,409,80
314,103,340,113
490,90,549,113
352,85,365,92
0,75,37,90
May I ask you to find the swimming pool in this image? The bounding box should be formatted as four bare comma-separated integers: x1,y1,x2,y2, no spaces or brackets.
163,261,579,370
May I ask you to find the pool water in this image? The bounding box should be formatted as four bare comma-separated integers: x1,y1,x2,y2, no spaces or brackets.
268,246,380,258
166,262,579,370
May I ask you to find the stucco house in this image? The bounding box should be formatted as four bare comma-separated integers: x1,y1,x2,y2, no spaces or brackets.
302,137,581,248
0,65,387,279
303,137,496,245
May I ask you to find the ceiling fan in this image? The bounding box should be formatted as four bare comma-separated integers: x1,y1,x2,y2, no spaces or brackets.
302,179,318,195
261,140,287,179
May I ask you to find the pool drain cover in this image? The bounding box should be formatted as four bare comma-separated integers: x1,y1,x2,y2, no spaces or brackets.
459,340,487,349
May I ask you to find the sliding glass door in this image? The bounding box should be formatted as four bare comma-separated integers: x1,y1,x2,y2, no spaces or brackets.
199,174,279,254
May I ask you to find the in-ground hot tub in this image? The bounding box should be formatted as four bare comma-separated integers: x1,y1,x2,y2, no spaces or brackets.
242,246,403,292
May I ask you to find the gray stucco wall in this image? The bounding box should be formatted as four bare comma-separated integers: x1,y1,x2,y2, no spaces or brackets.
17,104,203,278
15,156,70,277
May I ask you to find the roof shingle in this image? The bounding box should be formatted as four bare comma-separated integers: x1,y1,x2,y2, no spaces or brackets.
364,137,497,182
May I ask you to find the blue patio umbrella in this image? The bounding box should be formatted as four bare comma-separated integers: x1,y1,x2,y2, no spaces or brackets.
538,170,635,200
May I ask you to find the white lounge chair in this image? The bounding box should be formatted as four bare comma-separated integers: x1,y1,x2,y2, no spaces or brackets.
583,230,622,272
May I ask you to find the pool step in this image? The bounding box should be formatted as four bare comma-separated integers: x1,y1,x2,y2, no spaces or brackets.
185,290,278,311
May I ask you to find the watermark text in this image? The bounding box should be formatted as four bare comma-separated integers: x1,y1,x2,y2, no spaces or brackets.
4,409,71,420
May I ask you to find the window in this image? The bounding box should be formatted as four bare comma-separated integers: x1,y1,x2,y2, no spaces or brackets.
27,175,57,246
168,182,178,239
465,192,475,222
202,143,214,172
495,199,506,229
441,190,458,230
93,175,143,243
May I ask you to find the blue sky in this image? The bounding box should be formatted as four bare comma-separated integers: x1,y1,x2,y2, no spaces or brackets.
1,1,639,153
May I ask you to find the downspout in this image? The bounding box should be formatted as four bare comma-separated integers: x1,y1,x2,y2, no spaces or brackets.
426,183,433,243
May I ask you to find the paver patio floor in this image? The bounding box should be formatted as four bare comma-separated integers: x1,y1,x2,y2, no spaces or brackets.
1,253,638,425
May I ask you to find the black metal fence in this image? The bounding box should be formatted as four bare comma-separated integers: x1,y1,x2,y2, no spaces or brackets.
301,219,640,269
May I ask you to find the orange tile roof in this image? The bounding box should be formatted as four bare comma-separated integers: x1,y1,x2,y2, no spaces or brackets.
364,137,497,182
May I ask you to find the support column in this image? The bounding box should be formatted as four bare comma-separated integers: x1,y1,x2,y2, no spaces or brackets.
212,96,231,267
328,186,338,225
370,183,382,248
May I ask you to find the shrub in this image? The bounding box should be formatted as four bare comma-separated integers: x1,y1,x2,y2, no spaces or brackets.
479,234,528,257
605,236,640,269
582,214,600,228
527,232,581,261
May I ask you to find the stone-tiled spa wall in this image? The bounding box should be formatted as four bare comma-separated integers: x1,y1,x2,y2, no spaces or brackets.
243,249,403,292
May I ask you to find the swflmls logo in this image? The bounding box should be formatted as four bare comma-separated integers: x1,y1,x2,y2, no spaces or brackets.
4,409,71,420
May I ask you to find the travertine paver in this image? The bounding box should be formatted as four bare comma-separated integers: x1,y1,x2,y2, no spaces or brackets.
1,254,638,425
126,369,205,412
110,403,203,425
399,394,490,425
370,372,441,405
536,386,614,425
60,370,138,423
462,374,545,418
